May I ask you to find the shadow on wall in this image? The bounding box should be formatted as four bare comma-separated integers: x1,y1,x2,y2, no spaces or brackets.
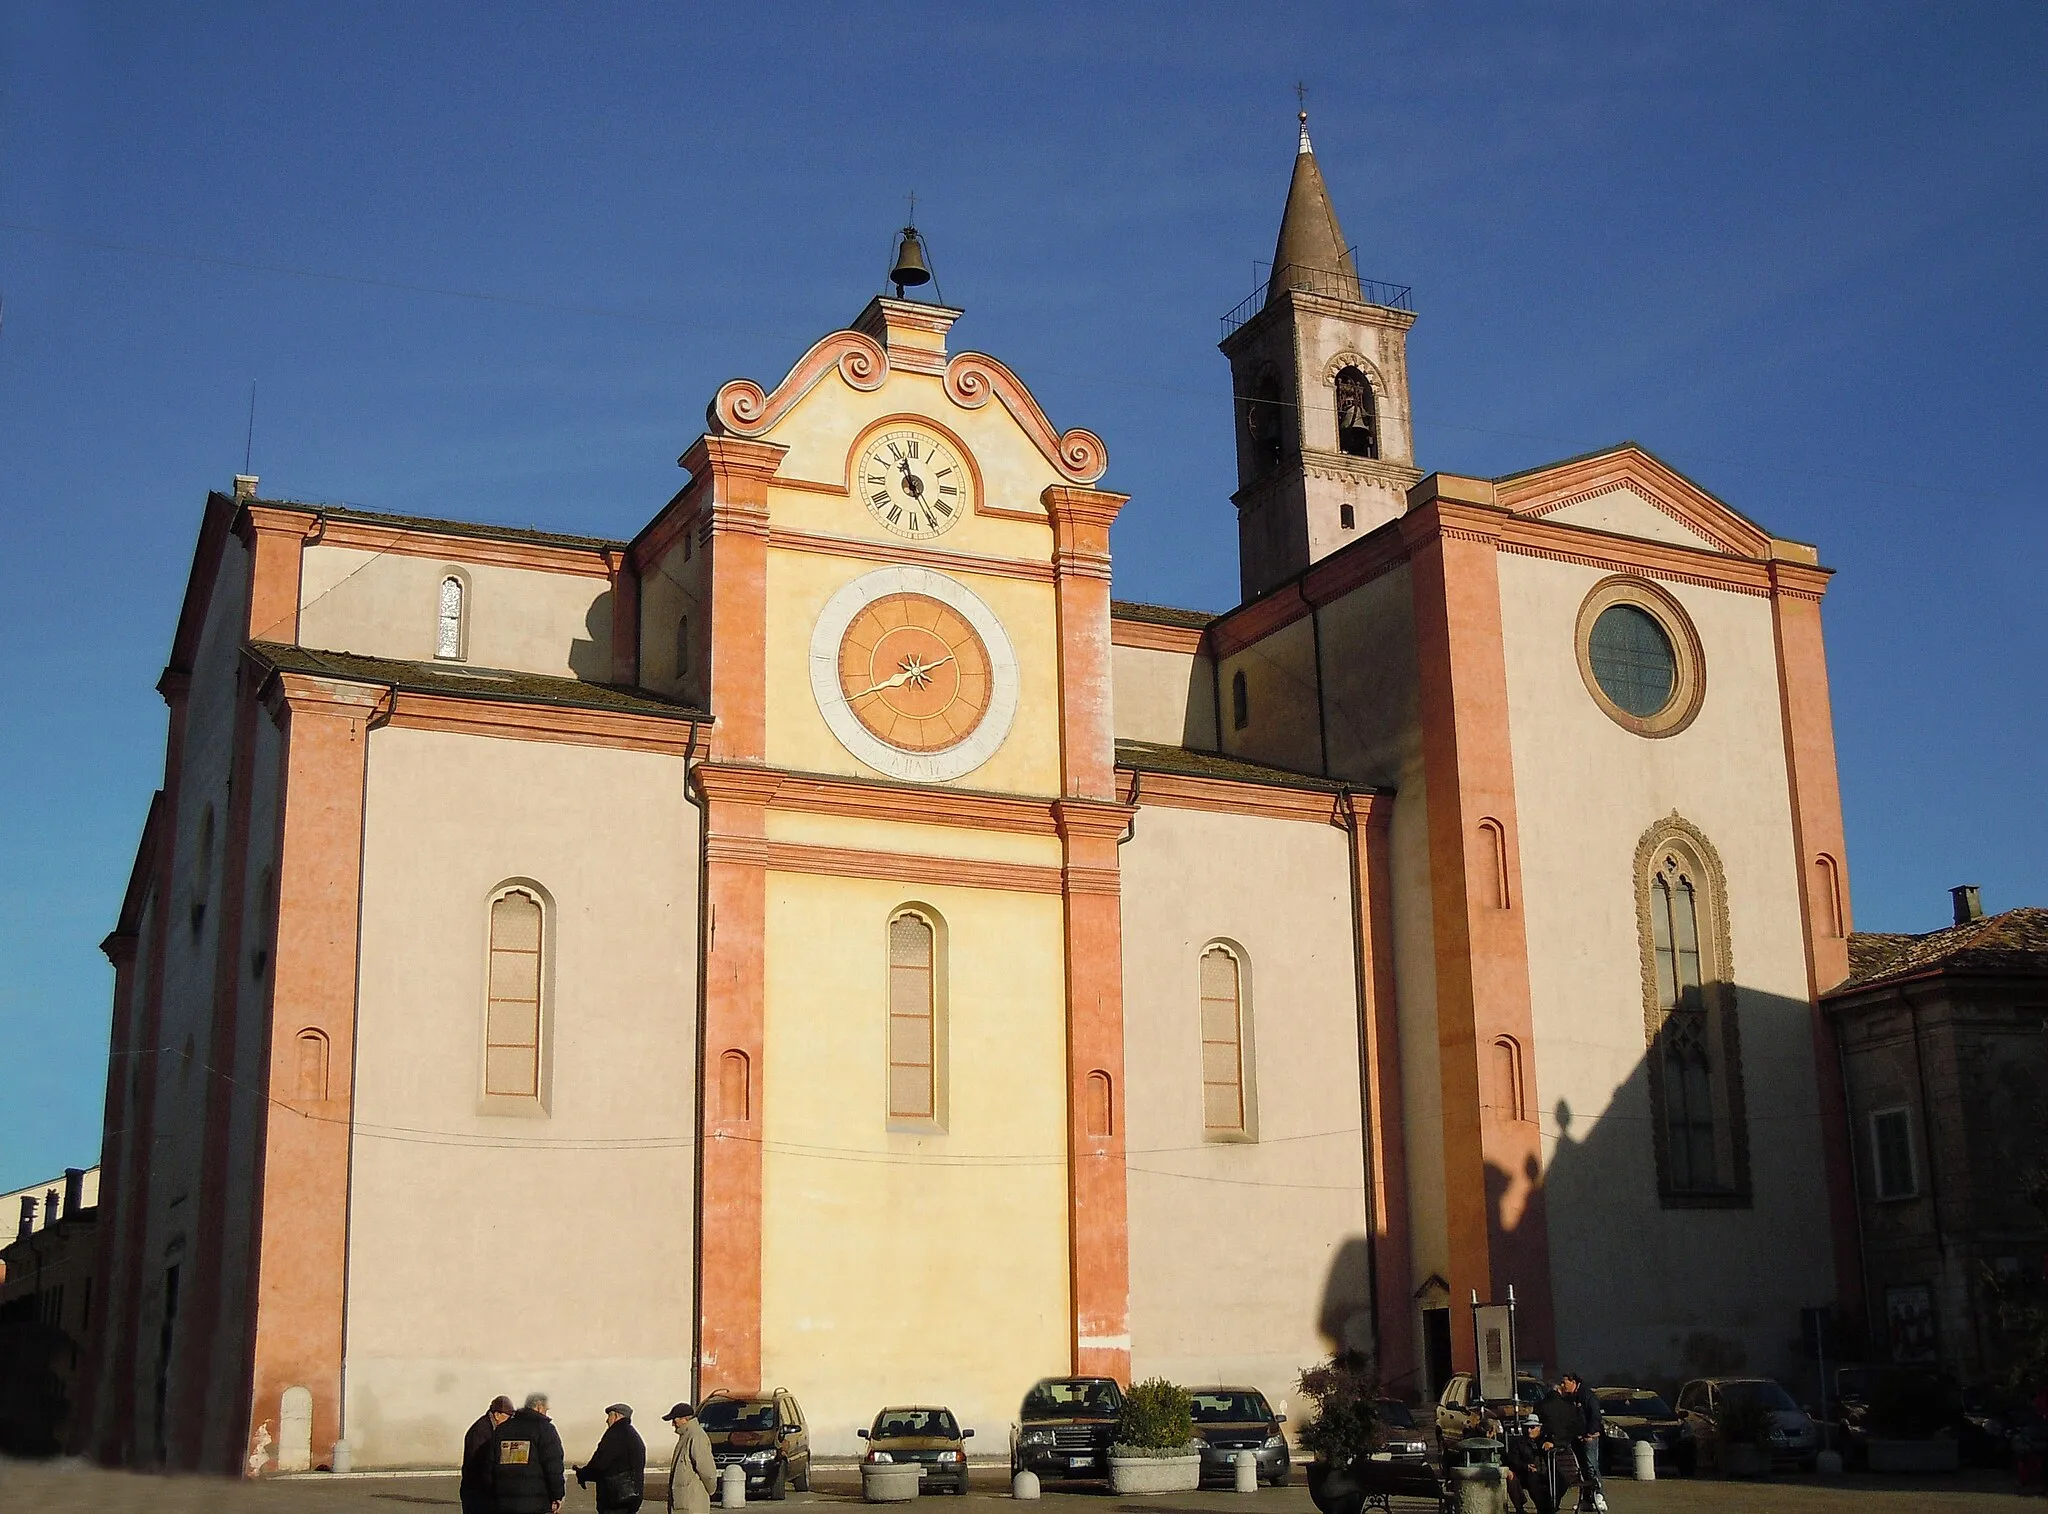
1474,982,1842,1400
1317,1236,1377,1363
567,590,614,683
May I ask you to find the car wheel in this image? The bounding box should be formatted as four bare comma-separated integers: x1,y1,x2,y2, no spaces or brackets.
792,1458,810,1493
956,1472,970,1496
1676,1450,1696,1478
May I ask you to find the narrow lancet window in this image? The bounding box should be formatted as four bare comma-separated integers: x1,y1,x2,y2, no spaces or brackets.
436,575,465,660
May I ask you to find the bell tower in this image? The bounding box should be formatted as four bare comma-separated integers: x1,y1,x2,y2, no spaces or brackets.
1220,113,1424,601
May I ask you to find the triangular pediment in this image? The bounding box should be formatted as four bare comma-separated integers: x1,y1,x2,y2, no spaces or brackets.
1494,443,1774,559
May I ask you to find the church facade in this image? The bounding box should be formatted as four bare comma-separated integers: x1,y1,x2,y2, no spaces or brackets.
80,123,1861,1473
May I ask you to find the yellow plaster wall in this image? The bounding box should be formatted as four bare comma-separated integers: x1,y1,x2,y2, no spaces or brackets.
764,546,1062,795
764,808,1062,868
759,870,1071,1455
299,545,614,680
1111,642,1218,750
1217,615,1323,774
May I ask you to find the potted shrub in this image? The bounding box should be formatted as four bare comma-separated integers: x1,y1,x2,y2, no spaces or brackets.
1866,1372,1962,1473
1714,1395,1773,1479
1110,1378,1201,1494
1297,1354,1381,1514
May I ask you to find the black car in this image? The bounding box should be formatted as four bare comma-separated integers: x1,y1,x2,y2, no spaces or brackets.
1594,1387,1695,1476
700,1389,812,1499
1010,1377,1124,1482
1189,1386,1290,1487
1354,1400,1439,1499
860,1405,973,1494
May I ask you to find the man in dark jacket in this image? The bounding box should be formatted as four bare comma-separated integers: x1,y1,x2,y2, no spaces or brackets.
1501,1419,1554,1514
1558,1372,1605,1511
491,1393,567,1514
462,1396,516,1514
576,1403,647,1514
1535,1387,1583,1512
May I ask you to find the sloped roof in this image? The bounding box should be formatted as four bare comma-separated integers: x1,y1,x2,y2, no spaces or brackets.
1832,907,2048,995
1116,739,1345,793
312,503,626,554
1111,600,1217,630
250,643,708,722
1268,119,1361,306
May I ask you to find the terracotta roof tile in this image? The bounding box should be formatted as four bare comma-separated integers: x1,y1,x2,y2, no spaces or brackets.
1833,907,2048,993
1116,739,1345,792
1111,600,1217,631
250,643,708,722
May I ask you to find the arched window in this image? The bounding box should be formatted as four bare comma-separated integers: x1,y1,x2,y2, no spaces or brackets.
1491,1035,1525,1122
1335,366,1379,459
1814,853,1845,939
1247,369,1286,469
1340,502,1356,530
1231,670,1249,731
888,910,940,1123
1637,818,1750,1202
435,573,466,660
674,614,691,681
718,1050,751,1123
1084,1070,1114,1139
484,886,545,1103
1200,944,1248,1136
1476,818,1511,909
294,1029,329,1103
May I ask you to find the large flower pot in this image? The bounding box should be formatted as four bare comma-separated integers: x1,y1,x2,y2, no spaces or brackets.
1109,1455,1201,1495
1306,1458,1365,1514
862,1462,923,1502
1719,1443,1770,1479
1867,1437,1960,1473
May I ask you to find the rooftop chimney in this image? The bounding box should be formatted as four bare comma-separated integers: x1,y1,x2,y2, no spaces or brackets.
233,474,260,500
63,1167,85,1218
44,1187,60,1224
1951,884,1984,926
16,1195,34,1242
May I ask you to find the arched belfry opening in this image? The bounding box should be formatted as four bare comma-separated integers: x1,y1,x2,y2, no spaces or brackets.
1335,366,1378,459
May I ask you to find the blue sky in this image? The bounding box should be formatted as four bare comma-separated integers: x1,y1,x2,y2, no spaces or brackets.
2,3,2042,1191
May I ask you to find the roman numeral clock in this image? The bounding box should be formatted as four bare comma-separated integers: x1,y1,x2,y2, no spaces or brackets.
811,425,1020,783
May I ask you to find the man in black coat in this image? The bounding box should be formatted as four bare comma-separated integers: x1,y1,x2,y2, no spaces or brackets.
1557,1371,1605,1510
462,1396,516,1514
576,1403,648,1514
1535,1386,1583,1512
1501,1418,1554,1514
491,1393,567,1514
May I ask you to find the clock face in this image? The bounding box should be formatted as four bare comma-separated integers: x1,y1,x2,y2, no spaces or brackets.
837,594,993,753
810,566,1019,783
857,428,969,539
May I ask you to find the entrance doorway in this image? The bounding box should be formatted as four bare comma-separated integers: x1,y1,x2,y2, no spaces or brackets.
1421,1307,1453,1405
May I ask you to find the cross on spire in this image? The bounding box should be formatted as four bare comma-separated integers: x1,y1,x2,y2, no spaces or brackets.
1294,83,1313,154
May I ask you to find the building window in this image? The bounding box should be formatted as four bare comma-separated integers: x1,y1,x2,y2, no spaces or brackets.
1340,502,1356,530
1574,576,1706,738
675,615,691,680
1335,366,1379,459
484,886,545,1104
1231,670,1249,731
1636,816,1750,1205
189,804,215,936
1491,1035,1526,1122
293,1029,329,1103
1872,1108,1918,1200
718,1050,751,1123
1200,944,1251,1137
1084,1070,1113,1139
888,909,941,1124
435,573,467,660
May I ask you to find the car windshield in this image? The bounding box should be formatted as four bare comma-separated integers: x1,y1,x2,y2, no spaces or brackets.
1720,1382,1797,1413
1190,1393,1271,1424
1022,1380,1124,1418
1515,1381,1546,1406
1598,1390,1672,1417
700,1400,779,1432
1377,1401,1417,1429
873,1409,959,1439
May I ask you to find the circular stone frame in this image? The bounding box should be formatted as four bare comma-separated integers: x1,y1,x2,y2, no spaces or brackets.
1574,574,1706,738
810,565,1020,783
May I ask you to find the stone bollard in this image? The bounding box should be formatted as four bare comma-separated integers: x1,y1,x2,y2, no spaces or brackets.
331,1439,353,1475
722,1462,747,1507
1449,1465,1507,1514
1816,1449,1843,1476
1234,1451,1258,1493
1632,1439,1655,1480
1011,1469,1040,1500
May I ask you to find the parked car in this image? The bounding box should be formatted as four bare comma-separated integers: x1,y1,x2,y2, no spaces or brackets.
859,1405,973,1494
1675,1377,1819,1472
700,1389,812,1499
1353,1399,1439,1500
1010,1377,1124,1483
1189,1386,1290,1487
1594,1387,1695,1476
1435,1373,1543,1446
1826,1364,1971,1468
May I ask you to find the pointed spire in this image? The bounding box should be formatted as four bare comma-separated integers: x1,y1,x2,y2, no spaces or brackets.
1266,110,1361,308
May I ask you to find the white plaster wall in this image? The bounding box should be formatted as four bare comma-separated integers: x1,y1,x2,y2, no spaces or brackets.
344,726,699,1467
298,546,614,681
1121,803,1368,1417
1498,552,1832,1386
1541,488,1719,550
1110,642,1216,750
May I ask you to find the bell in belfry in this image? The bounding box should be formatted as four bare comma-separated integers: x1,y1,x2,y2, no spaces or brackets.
889,226,932,295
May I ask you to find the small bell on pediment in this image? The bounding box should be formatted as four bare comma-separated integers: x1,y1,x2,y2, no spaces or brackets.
889,226,932,297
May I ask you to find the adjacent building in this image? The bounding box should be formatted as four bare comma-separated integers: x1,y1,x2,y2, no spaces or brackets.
1826,889,2048,1382
78,118,1860,1473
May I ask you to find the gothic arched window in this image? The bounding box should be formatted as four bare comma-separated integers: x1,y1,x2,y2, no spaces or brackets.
436,573,468,660
1335,366,1378,459
888,908,944,1125
1637,819,1750,1204
485,885,546,1104
1200,944,1249,1136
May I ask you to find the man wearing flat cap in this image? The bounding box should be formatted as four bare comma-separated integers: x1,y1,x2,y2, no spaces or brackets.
664,1402,719,1514
462,1396,516,1514
577,1403,647,1514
